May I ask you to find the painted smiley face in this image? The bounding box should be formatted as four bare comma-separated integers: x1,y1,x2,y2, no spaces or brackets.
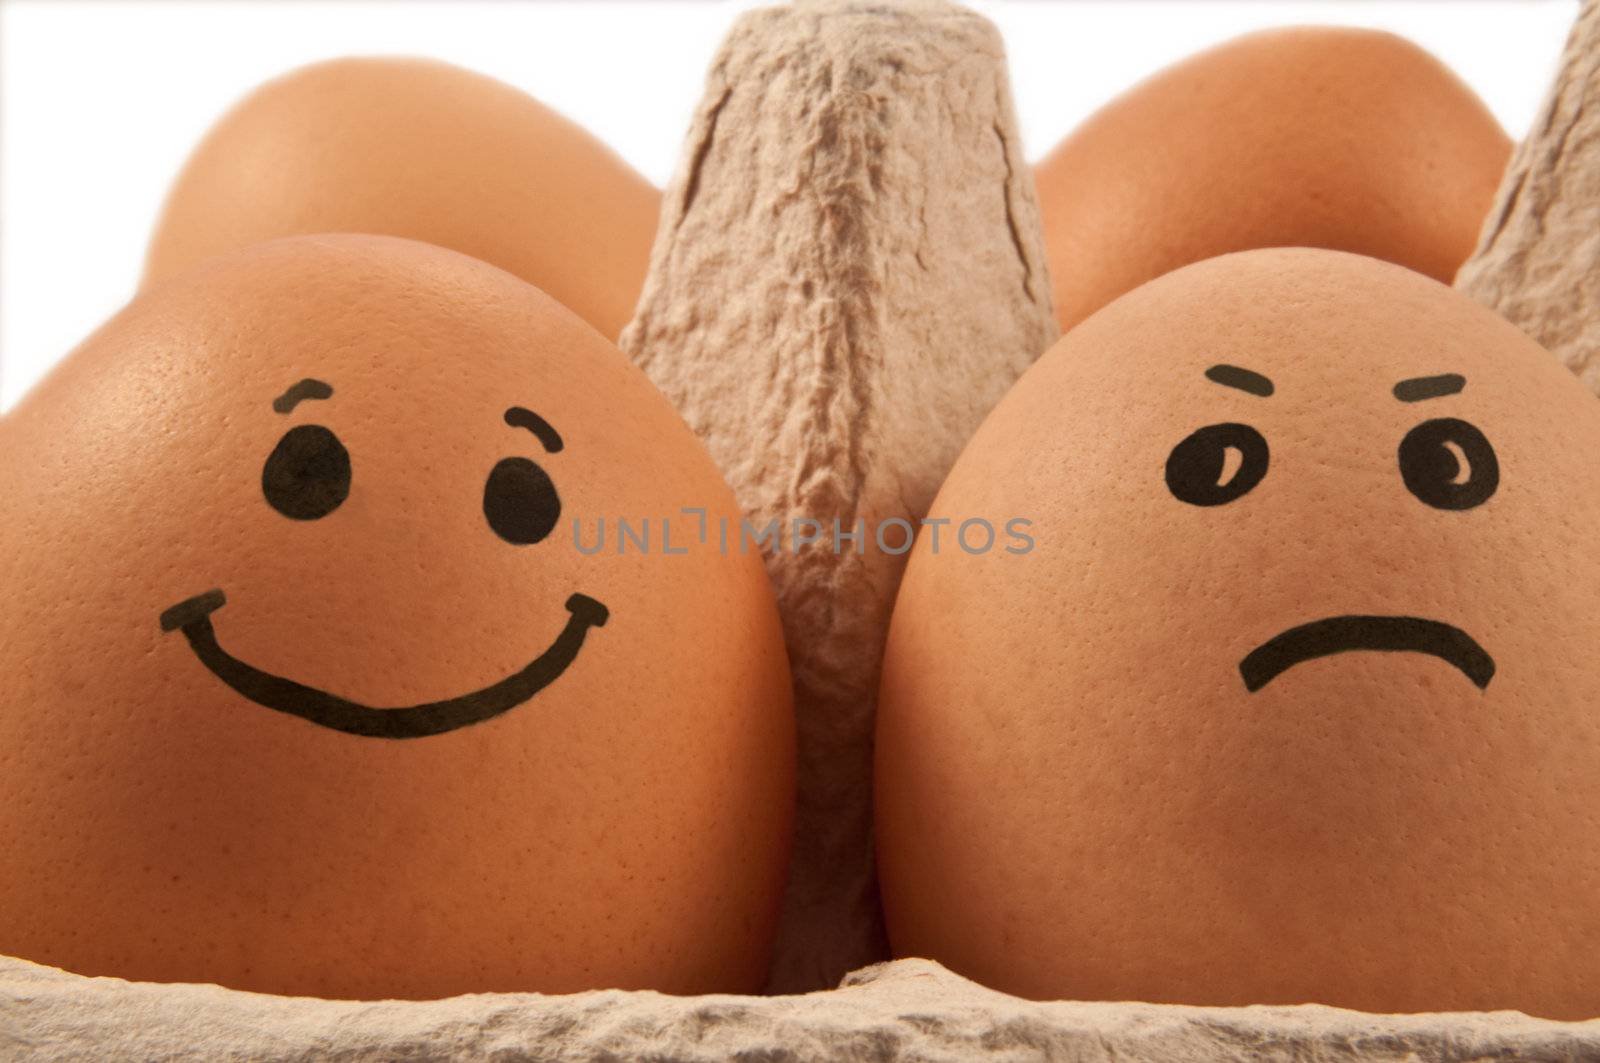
158,377,608,739
1163,364,1498,692
0,235,797,999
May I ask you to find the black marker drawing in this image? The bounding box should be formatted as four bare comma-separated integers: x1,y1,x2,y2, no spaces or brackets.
486,407,566,543
484,457,562,544
1393,373,1466,403
159,590,609,738
262,424,351,520
1398,417,1498,510
1205,364,1275,397
1171,372,1500,693
1239,615,1494,693
1165,422,1269,506
165,388,601,737
505,406,564,453
272,378,334,414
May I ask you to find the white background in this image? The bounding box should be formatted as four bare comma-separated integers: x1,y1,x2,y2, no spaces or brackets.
0,0,1579,411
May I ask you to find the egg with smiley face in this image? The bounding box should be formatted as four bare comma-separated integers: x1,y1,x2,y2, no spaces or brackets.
0,235,794,999
876,248,1600,1018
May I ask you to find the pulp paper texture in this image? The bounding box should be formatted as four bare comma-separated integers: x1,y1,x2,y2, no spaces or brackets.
1457,0,1600,390
619,0,1059,993
8,954,1600,1062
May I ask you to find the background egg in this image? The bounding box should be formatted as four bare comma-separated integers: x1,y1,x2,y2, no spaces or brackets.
142,58,660,339
1034,28,1512,333
876,248,1600,1018
0,235,792,999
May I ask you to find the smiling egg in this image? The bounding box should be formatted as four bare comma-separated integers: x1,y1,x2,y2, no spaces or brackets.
0,235,793,999
875,248,1600,1018
143,58,660,339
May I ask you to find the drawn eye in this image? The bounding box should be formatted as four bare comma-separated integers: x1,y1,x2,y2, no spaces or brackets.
483,457,561,544
1165,422,1269,507
1399,417,1498,510
262,424,351,520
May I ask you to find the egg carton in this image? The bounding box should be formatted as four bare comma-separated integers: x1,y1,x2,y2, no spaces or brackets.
1455,0,1600,392
7,0,1600,1058
9,953,1600,1061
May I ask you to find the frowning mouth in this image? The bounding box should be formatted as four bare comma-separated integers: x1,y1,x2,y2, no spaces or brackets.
158,589,609,738
1239,615,1494,693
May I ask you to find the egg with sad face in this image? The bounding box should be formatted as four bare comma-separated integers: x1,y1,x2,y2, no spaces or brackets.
876,248,1600,1018
0,235,794,999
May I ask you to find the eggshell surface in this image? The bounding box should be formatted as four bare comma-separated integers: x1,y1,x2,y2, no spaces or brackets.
1034,28,1513,333
143,58,660,339
0,235,793,1000
876,248,1600,1019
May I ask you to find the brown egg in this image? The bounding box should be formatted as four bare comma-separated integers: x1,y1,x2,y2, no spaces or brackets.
143,58,660,339
1034,28,1512,333
876,248,1600,1018
0,235,793,1000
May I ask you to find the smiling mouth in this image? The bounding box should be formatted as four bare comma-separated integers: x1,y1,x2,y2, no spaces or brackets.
159,590,609,738
1239,615,1494,693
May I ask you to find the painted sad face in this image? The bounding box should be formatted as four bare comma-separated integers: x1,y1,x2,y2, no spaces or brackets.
1167,363,1498,692
159,378,608,739
875,248,1600,1016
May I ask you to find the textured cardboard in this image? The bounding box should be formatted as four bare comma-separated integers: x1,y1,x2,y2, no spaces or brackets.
6,955,1599,1062
1457,0,1600,391
619,0,1058,993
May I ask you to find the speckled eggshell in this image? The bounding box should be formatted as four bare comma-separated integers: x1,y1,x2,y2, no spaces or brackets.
876,248,1600,1019
1035,28,1512,333
0,235,793,1000
143,58,660,339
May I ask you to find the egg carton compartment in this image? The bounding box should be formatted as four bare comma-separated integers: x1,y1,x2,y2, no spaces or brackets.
1455,0,1600,391
7,0,1600,1058
618,0,1058,992
10,954,1600,1061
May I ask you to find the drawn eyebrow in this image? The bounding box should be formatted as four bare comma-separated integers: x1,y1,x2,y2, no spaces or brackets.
505,407,564,453
272,378,333,414
1393,373,1466,402
1205,364,1274,397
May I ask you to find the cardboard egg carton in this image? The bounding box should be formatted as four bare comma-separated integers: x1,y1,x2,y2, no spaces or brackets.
618,0,1058,994
1455,0,1600,392
8,953,1597,1060
7,0,1600,1058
